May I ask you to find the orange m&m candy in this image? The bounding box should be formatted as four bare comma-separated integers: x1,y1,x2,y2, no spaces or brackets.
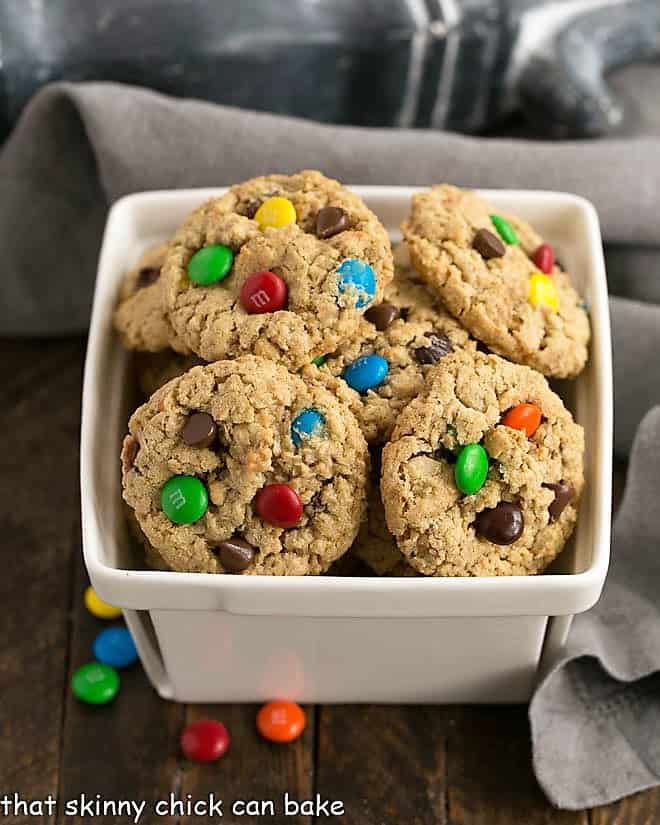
256,700,306,743
501,403,542,438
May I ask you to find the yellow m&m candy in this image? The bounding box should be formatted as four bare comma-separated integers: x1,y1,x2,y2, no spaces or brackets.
84,586,122,620
528,272,559,312
254,197,296,230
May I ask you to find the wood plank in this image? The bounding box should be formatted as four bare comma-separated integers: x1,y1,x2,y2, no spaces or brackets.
591,789,660,825
446,706,588,825
176,703,315,824
0,339,85,825
315,705,447,824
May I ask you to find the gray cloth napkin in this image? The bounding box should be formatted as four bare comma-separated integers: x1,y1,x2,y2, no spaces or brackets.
3,82,660,808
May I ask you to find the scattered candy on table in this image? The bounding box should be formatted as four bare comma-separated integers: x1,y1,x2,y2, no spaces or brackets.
291,409,325,446
474,501,524,545
336,258,376,308
489,214,519,245
365,302,400,331
454,443,489,496
316,206,349,239
532,243,555,274
180,719,230,762
161,475,209,524
343,353,389,393
84,586,122,620
256,701,306,743
472,227,506,259
501,403,542,438
255,484,303,528
93,627,139,669
240,270,288,314
187,244,234,285
528,272,559,312
71,662,120,705
217,537,256,572
182,412,217,448
254,197,297,230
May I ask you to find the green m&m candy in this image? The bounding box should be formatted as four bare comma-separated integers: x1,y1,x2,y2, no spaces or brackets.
490,214,519,246
311,355,327,367
188,244,234,285
161,475,208,524
454,443,489,495
72,662,120,705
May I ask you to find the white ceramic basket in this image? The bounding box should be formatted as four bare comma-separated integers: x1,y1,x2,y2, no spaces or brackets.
81,187,612,703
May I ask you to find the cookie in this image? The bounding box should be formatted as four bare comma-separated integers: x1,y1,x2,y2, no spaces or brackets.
381,350,584,576
113,244,188,353
161,170,393,370
134,350,203,398
121,356,369,575
401,185,590,378
305,248,474,443
352,449,417,576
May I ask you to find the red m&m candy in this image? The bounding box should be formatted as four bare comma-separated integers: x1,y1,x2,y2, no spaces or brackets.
532,243,555,274
240,271,288,314
255,484,303,528
180,719,230,762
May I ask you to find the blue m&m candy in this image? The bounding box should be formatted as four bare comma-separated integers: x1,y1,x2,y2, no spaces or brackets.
343,354,389,393
93,627,139,669
291,409,325,446
336,259,376,308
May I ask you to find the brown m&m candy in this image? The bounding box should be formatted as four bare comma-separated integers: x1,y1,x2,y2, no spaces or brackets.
217,537,256,572
472,228,506,260
316,206,349,239
414,332,453,364
182,412,217,448
474,502,524,545
365,302,400,331
546,482,575,521
136,267,161,290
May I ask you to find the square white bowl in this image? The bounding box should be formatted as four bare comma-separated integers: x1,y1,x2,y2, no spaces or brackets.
81,187,612,703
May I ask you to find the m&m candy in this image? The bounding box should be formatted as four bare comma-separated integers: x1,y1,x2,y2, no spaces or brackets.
501,403,542,438
240,271,288,314
528,272,559,312
93,627,139,669
161,476,208,524
254,197,297,230
342,354,389,394
291,409,325,446
454,443,489,495
188,244,233,285
71,662,120,705
532,243,555,274
336,258,376,308
474,502,524,545
490,214,519,245
255,484,303,528
84,586,122,620
310,355,326,367
180,720,230,762
256,701,306,743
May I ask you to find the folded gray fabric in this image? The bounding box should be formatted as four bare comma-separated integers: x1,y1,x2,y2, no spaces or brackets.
2,81,660,808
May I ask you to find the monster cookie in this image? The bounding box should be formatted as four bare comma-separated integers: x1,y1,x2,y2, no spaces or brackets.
161,170,394,369
381,350,584,576
114,244,188,353
121,356,369,574
306,249,475,443
401,185,590,378
134,351,203,398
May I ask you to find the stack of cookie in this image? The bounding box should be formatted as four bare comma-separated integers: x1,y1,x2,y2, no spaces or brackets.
115,171,589,577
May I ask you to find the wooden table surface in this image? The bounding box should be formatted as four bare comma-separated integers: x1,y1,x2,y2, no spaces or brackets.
1,336,655,825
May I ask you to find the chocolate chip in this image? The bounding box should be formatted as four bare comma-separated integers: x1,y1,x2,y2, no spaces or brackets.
122,436,139,470
474,502,524,545
472,228,506,260
545,482,575,521
182,412,217,448
244,200,260,219
365,302,401,331
217,537,256,572
414,332,453,364
316,206,349,239
135,267,161,290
